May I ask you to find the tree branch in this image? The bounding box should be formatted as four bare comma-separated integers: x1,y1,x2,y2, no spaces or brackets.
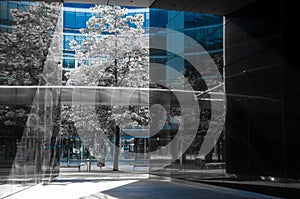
26,67,39,84
0,29,28,61
115,56,131,87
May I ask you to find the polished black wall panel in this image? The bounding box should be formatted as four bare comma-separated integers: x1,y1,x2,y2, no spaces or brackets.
282,2,300,178
226,96,250,174
284,71,300,178
225,0,288,177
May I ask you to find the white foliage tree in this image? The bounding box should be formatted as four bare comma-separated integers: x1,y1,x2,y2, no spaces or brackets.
0,2,60,128
64,5,149,171
0,2,61,177
0,2,60,85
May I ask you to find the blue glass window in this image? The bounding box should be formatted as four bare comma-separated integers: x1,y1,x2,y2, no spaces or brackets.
184,12,195,29
64,35,74,50
18,3,29,12
64,11,75,28
75,36,84,44
86,12,92,22
8,2,18,20
150,9,167,28
63,58,75,68
0,2,8,20
184,29,195,39
76,12,85,28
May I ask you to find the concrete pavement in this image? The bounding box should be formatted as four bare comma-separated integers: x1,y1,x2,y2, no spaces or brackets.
99,180,278,199
1,169,280,199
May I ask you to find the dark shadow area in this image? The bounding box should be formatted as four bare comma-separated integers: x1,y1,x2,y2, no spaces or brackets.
102,180,264,199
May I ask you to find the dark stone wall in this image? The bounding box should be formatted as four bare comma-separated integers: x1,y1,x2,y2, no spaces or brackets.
225,0,299,179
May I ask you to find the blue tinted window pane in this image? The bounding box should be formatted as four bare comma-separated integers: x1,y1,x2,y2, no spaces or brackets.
8,2,18,20
18,3,29,12
195,29,204,42
150,9,167,28
184,12,194,21
64,3,94,9
75,36,84,44
76,12,85,28
64,35,74,49
184,29,195,39
64,11,75,28
184,12,195,29
63,36,66,49
0,2,8,20
63,59,75,68
215,28,223,40
86,12,92,21
144,12,149,28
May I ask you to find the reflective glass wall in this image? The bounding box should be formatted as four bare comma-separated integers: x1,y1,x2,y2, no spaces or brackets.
59,3,150,170
225,1,300,195
2,0,300,198
62,3,150,84
222,1,300,197
1,1,225,197
149,0,300,198
149,8,225,179
0,1,62,197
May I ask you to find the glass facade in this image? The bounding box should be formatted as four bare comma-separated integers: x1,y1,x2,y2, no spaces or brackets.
60,4,225,172
61,3,150,85
1,1,225,198
0,2,62,197
148,8,225,179
150,9,223,90
1,0,300,198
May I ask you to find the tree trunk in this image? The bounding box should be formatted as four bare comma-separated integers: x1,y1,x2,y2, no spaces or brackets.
67,137,70,165
113,126,120,171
